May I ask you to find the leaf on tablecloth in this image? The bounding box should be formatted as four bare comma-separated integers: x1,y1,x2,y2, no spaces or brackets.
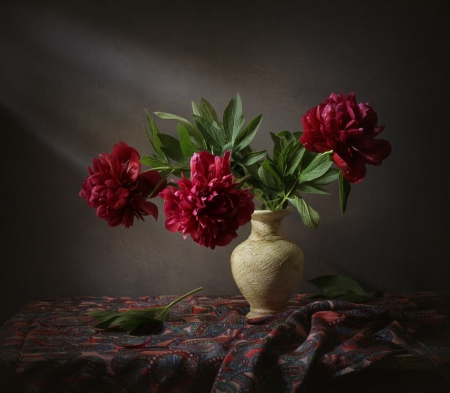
307,275,382,302
86,287,202,334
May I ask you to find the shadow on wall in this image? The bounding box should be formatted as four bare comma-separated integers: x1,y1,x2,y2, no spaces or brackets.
0,102,243,325
0,104,90,324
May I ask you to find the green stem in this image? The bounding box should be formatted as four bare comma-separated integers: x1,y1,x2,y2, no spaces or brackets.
145,165,189,173
274,180,299,210
144,166,171,171
148,176,168,198
165,287,203,309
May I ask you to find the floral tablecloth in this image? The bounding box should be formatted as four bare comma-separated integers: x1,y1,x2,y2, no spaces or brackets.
1,292,449,392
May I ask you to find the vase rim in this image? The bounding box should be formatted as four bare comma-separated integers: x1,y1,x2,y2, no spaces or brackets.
252,207,295,216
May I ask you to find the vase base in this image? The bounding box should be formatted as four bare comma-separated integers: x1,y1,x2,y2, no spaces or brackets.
246,307,287,319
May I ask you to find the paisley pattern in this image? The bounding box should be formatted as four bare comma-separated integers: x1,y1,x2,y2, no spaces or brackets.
0,292,449,392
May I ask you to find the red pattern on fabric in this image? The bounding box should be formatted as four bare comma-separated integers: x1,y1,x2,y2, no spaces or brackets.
0,293,449,392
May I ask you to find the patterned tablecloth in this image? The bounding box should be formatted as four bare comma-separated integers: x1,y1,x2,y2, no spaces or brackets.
0,292,449,392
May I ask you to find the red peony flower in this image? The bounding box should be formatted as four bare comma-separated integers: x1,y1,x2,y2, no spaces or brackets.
159,150,255,249
80,142,167,228
300,92,391,183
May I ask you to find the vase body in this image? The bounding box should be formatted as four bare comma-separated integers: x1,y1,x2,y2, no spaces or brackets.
231,208,304,318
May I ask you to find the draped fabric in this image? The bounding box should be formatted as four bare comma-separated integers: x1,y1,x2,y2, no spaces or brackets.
1,293,449,392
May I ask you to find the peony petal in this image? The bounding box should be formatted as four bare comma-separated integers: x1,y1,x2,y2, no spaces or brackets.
111,142,137,163
105,179,121,189
301,92,390,183
193,151,215,178
190,152,201,178
110,142,141,181
345,100,356,121
353,138,392,165
126,150,141,181
138,170,167,198
159,151,254,249
135,196,159,220
80,141,167,228
121,208,135,228
333,152,367,184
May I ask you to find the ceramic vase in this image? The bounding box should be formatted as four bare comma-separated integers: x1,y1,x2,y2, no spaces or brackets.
231,208,304,318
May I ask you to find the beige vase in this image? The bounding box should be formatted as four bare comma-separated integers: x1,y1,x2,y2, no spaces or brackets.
231,207,304,319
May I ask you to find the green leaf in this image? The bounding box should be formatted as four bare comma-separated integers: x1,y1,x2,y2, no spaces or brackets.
308,275,382,303
296,183,330,195
312,168,340,186
233,114,263,151
155,308,171,322
309,275,364,294
140,155,169,169
241,164,264,192
371,290,384,298
270,132,282,162
278,141,305,176
224,94,245,142
240,150,267,166
282,173,298,192
177,124,198,157
277,141,293,175
252,188,264,202
193,115,225,152
276,130,296,143
301,149,319,169
260,158,283,184
144,111,158,155
87,287,203,335
200,97,220,125
86,310,121,320
94,316,122,330
144,111,165,159
154,111,206,150
335,294,378,303
184,122,207,150
158,134,189,164
258,166,277,190
286,144,306,175
221,141,233,155
192,101,201,116
339,171,351,214
288,195,320,230
89,307,165,330
154,111,190,123
323,288,355,298
299,151,333,182
120,316,163,334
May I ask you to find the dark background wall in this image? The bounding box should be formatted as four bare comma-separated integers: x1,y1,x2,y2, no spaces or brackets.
1,0,449,325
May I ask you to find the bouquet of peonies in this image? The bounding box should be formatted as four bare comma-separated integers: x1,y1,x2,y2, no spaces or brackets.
80,92,391,250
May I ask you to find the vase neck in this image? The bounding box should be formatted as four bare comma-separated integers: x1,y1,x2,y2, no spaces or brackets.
249,209,293,240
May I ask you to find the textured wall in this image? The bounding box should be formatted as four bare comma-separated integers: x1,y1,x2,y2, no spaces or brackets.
1,0,449,324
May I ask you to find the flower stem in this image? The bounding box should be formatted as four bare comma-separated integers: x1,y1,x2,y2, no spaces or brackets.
148,176,167,198
165,287,203,309
274,180,299,210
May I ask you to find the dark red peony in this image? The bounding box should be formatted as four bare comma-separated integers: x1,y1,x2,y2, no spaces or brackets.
300,92,391,183
159,150,254,249
80,142,166,228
